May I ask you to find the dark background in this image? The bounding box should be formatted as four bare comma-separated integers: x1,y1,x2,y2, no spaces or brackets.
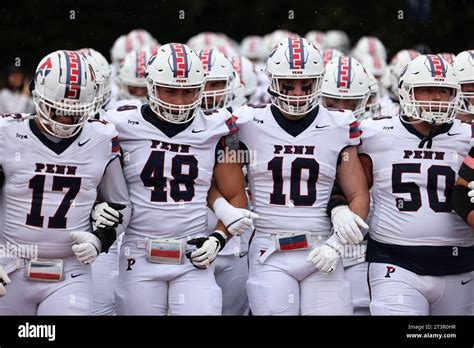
0,0,473,74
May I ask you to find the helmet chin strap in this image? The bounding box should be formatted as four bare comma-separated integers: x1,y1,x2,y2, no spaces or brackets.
418,120,437,149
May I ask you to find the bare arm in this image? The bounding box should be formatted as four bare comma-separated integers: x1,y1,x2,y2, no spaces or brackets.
336,147,369,220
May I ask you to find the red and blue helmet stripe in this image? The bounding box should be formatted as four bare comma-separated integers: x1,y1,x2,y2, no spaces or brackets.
170,43,189,78
63,50,83,100
288,36,305,70
199,49,213,74
337,56,352,89
426,54,447,78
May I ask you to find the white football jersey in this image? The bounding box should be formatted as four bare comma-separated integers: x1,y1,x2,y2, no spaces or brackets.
359,116,473,247
103,105,237,239
234,104,361,235
0,114,120,258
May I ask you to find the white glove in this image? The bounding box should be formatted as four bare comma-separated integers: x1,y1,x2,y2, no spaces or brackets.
0,266,11,297
70,231,102,265
468,182,474,203
212,197,259,236
186,231,226,269
306,235,342,273
331,205,368,245
91,202,125,229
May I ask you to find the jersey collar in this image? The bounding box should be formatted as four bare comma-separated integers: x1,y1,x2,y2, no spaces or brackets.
399,116,453,149
29,119,82,155
141,104,193,138
270,104,319,137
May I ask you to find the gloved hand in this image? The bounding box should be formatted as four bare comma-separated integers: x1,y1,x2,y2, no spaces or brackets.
70,231,102,265
91,202,125,229
306,234,342,273
186,231,227,269
468,182,474,203
212,197,259,236
331,205,368,245
0,266,11,297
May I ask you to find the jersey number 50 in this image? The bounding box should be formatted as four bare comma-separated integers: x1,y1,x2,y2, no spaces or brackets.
392,163,455,212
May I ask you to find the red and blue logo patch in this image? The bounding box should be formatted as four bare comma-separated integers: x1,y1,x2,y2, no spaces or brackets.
36,57,52,79
349,121,361,139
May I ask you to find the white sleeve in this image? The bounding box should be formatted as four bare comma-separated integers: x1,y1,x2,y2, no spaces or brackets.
97,156,131,236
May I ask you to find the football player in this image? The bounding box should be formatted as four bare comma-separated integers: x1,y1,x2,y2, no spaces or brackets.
355,55,473,315
321,55,372,315
453,50,474,123
453,144,474,228
232,36,370,315
0,50,131,315
106,43,255,315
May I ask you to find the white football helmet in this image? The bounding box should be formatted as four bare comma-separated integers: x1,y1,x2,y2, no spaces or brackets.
305,31,325,51
266,36,324,116
322,48,343,66
389,49,421,99
118,49,154,102
437,52,455,65
362,70,382,120
399,54,460,124
323,48,344,66
262,30,294,57
240,35,266,62
453,50,474,114
128,29,156,46
110,35,136,68
78,48,113,110
231,55,259,107
352,36,387,62
359,53,387,79
198,49,235,111
323,30,350,53
146,43,205,123
321,56,370,118
32,50,97,138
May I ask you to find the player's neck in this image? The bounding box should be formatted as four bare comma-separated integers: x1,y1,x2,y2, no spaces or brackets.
280,110,308,121
456,113,474,123
406,117,444,136
33,116,62,143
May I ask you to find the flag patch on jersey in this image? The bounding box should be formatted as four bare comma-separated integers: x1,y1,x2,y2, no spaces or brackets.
349,121,361,139
26,259,64,282
275,232,310,251
112,136,120,153
147,239,185,265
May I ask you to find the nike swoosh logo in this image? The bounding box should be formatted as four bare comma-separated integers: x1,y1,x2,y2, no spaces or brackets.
315,125,330,129
78,138,91,146
71,273,85,278
461,279,472,285
239,252,248,258
447,132,462,136
192,129,206,133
